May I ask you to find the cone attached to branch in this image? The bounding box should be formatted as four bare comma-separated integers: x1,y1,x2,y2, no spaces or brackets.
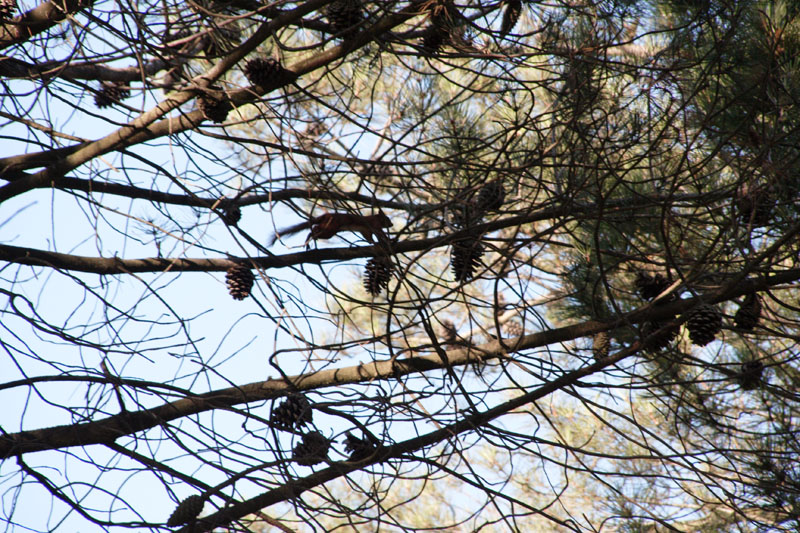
293,431,330,466
685,304,722,347
451,202,480,229
734,293,761,331
475,180,506,214
199,90,232,123
166,495,204,527
737,360,764,390
499,0,522,39
325,0,363,36
364,255,394,295
270,393,313,430
420,25,448,55
201,21,241,57
244,57,287,87
226,264,255,300
94,81,131,108
220,201,241,226
420,0,465,54
735,182,774,227
451,237,484,282
635,272,670,301
642,320,679,353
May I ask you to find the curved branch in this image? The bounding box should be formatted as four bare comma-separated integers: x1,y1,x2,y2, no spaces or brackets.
0,327,619,459
0,0,428,204
0,0,93,51
0,211,557,274
3,272,799,461
183,341,642,532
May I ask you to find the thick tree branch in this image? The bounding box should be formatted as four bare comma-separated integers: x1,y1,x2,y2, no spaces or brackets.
3,272,799,461
0,326,627,459
0,193,736,276
0,0,93,51
0,54,174,81
0,0,428,204
182,343,640,532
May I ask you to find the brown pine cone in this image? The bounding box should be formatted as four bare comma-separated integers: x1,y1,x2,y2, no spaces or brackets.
198,91,232,123
685,305,722,347
94,81,131,108
166,495,204,527
270,393,313,430
642,321,679,353
734,293,761,331
592,331,610,360
499,0,522,39
451,237,484,282
364,255,394,295
293,431,330,466
226,264,255,300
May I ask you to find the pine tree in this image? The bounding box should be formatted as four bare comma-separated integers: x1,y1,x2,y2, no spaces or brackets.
3,0,800,531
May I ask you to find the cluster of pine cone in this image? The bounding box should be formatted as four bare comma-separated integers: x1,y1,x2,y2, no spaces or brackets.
630,271,766,390
450,181,506,283
363,180,506,294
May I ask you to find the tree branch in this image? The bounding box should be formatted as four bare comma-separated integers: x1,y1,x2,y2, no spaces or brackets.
181,342,642,532
0,0,93,51
3,272,799,460
0,0,429,204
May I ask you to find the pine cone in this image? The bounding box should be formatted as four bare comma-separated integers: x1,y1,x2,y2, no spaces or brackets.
226,264,255,300
641,320,678,353
635,272,670,301
0,0,17,20
270,393,313,430
220,202,241,226
166,495,204,527
325,0,363,36
592,331,610,360
94,81,131,108
451,237,484,282
475,181,506,213
451,202,480,229
734,293,761,331
685,304,722,347
198,91,232,123
420,25,448,55
499,0,522,39
293,431,330,466
735,182,774,227
420,0,464,53
737,360,764,391
244,57,284,87
430,0,462,38
364,255,394,295
344,432,378,461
